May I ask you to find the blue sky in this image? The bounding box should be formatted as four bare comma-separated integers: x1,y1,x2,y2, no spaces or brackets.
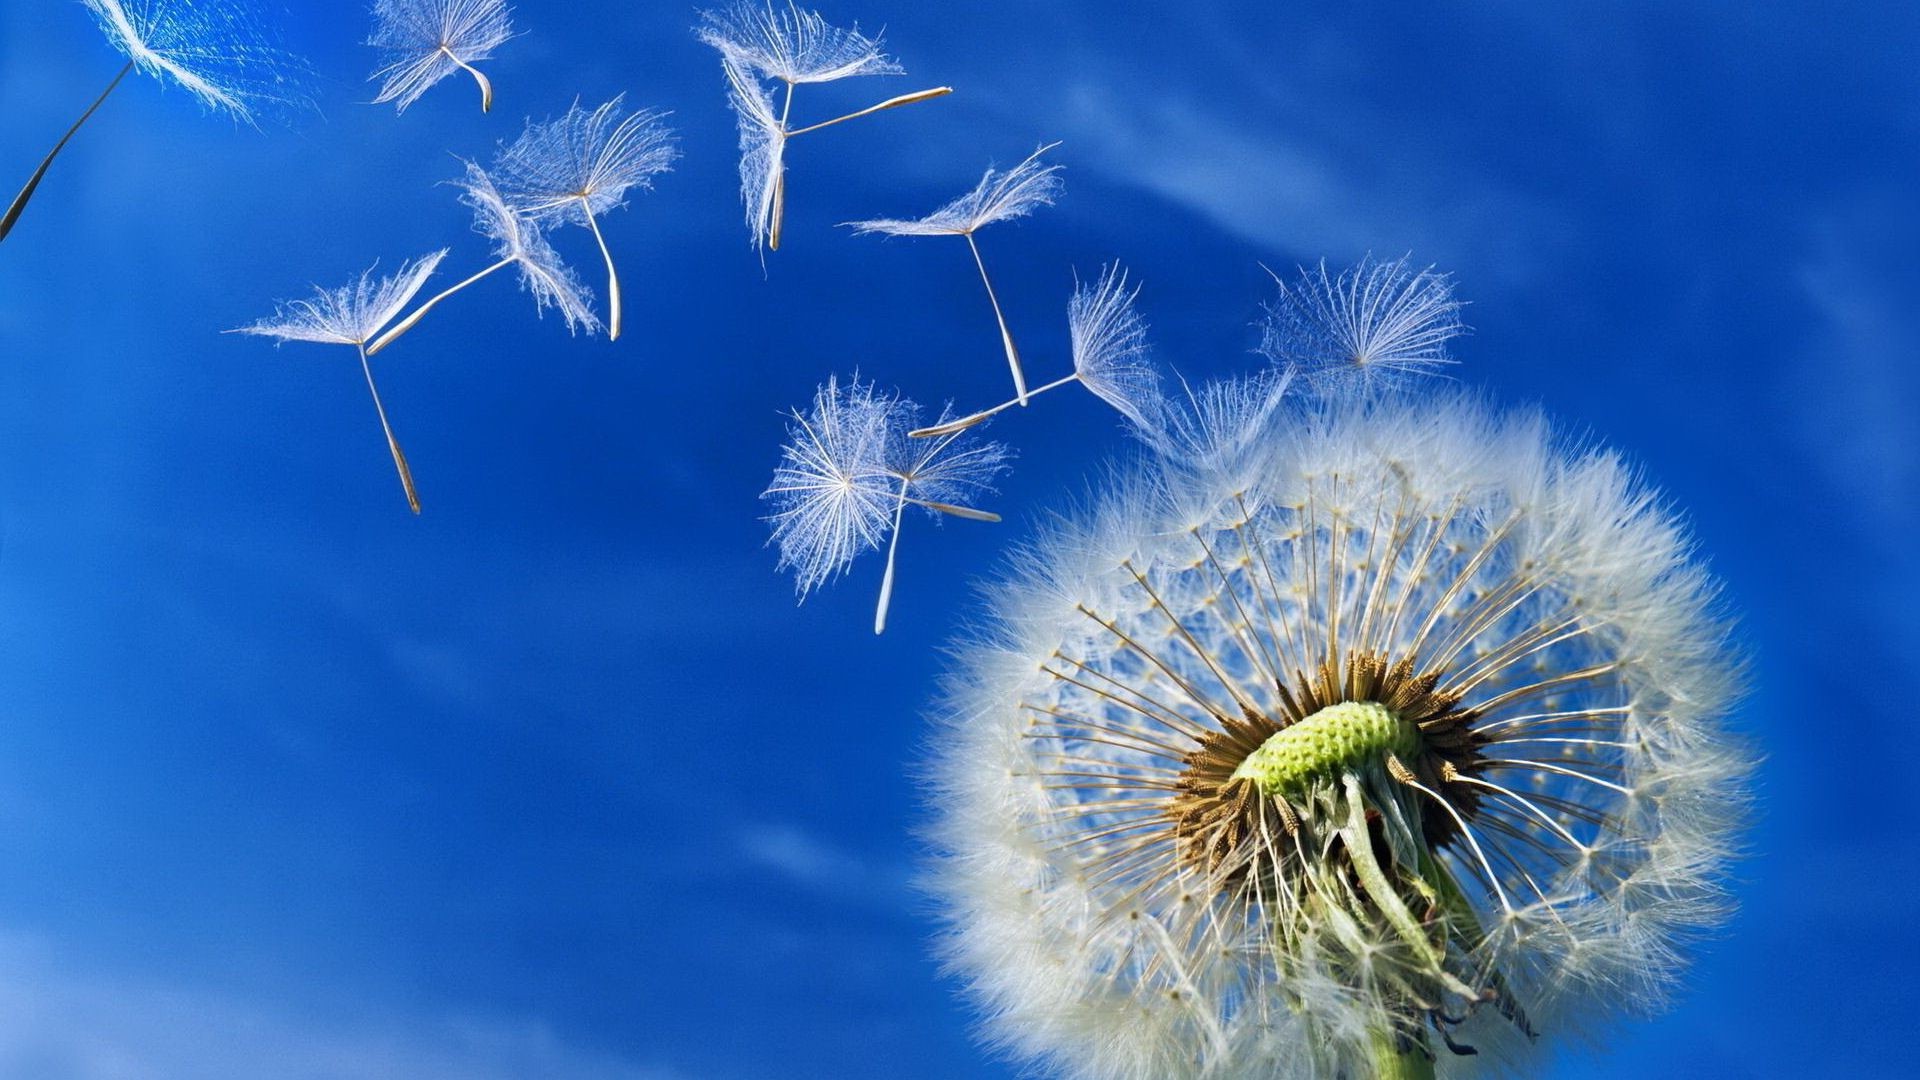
0,1,1914,1077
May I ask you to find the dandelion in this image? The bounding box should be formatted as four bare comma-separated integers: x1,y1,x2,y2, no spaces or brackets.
367,163,598,355
912,263,1162,438
928,385,1749,1078
492,96,677,341
697,2,953,253
230,252,450,514
2,0,310,243
1259,254,1465,396
367,0,516,114
848,144,1065,403
763,376,1009,634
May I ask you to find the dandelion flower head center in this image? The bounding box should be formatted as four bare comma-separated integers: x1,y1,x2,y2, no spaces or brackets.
1229,700,1416,795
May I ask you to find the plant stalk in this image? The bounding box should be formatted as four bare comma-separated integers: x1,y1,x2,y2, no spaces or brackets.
367,257,514,355
783,86,952,137
581,199,621,340
439,46,494,112
356,342,421,514
965,232,1027,404
2,60,135,244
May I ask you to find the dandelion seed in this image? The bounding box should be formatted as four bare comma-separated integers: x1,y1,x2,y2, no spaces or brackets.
912,263,1164,439
697,1,952,253
492,96,676,341
1260,254,1466,397
368,163,598,355
929,383,1749,1078
763,376,1008,634
368,0,516,114
3,0,311,243
230,252,450,514
848,144,1064,402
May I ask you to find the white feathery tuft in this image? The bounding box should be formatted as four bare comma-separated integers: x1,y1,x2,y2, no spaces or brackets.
1260,254,1466,397
82,0,312,122
695,1,902,85
846,143,1063,237
233,251,449,345
455,163,599,335
719,55,787,251
492,95,678,224
764,378,1009,627
1068,263,1161,430
763,376,903,600
368,0,516,113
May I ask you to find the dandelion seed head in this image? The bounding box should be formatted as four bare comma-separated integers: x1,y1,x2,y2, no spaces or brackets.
887,409,1014,515
929,387,1748,1078
1260,255,1466,398
847,144,1064,237
719,56,787,252
234,251,449,346
455,163,599,335
763,376,903,600
368,0,515,113
696,1,903,85
83,0,312,121
765,379,1010,600
1068,264,1162,431
492,96,678,225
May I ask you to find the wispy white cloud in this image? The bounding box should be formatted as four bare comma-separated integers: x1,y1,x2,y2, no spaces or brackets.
1054,84,1569,288
0,934,688,1080
1792,213,1919,539
735,823,909,905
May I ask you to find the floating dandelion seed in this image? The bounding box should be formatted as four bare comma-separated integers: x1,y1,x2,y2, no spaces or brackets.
231,252,450,514
1261,254,1465,396
848,144,1065,403
912,263,1162,438
368,163,598,355
2,0,310,243
697,2,952,253
492,96,676,342
763,376,1008,634
929,386,1749,1078
368,0,516,114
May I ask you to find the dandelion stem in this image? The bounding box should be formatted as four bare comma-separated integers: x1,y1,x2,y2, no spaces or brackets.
1340,774,1444,971
581,198,621,341
874,477,910,635
783,86,952,137
438,45,493,112
964,232,1028,405
1367,1030,1435,1080
1,60,134,244
770,82,794,251
368,256,514,355
907,497,1000,522
355,342,421,514
909,374,1079,438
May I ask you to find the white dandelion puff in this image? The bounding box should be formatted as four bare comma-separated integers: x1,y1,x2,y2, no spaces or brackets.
368,0,516,114
696,0,901,83
928,385,1749,1078
492,96,677,341
697,2,952,253
763,377,1009,634
368,163,599,355
848,144,1065,402
3,0,312,243
1260,254,1466,397
230,252,450,514
912,263,1164,439
847,142,1063,238
764,375,900,601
